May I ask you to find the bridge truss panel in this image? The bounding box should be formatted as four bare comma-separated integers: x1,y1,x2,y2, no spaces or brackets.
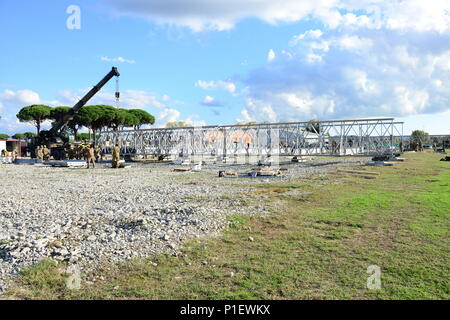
98,118,404,158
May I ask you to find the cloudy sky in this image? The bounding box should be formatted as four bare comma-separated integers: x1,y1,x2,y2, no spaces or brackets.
0,0,449,135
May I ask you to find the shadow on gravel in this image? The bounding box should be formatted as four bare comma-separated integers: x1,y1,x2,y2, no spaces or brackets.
306,161,340,167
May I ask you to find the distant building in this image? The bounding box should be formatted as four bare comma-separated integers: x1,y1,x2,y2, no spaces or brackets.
0,139,27,157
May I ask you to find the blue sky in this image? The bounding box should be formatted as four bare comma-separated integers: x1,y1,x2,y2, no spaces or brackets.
0,0,449,135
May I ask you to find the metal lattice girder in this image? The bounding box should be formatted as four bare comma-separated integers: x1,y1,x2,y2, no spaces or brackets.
98,118,404,158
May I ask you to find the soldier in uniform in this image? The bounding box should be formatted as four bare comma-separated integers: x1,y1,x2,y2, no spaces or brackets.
68,145,75,160
76,145,83,160
42,146,50,161
81,145,87,161
36,146,44,160
94,145,102,162
112,144,120,168
86,144,96,168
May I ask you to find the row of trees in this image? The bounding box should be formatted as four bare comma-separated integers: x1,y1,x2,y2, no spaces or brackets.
165,121,188,128
0,132,36,140
15,104,155,138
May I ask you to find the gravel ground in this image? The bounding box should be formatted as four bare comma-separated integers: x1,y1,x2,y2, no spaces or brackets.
0,156,369,293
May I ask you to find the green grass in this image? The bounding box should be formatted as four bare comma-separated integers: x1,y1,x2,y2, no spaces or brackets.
6,152,449,300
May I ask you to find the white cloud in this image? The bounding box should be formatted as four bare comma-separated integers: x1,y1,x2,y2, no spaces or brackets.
267,49,276,62
103,0,321,31
236,98,278,123
103,0,450,32
290,29,323,46
236,108,254,124
101,56,136,64
156,108,180,127
0,89,45,134
200,95,223,107
184,114,207,127
154,108,207,127
239,18,450,122
195,80,236,94
336,35,373,51
0,89,41,106
57,89,166,110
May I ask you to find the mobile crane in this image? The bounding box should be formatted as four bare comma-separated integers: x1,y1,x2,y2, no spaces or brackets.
29,67,120,160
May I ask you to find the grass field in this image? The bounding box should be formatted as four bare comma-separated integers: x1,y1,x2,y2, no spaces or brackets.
7,152,449,299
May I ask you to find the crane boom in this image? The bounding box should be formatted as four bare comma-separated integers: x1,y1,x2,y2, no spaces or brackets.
49,67,120,135
30,67,120,160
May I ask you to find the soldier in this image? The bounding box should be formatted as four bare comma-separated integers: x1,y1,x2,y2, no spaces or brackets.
68,145,75,160
112,144,120,168
86,144,96,168
94,145,102,162
36,146,44,160
76,144,83,160
42,146,50,161
81,145,87,161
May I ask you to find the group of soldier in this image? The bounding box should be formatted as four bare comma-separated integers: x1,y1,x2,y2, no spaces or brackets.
66,144,102,162
33,143,121,169
1,149,18,161
34,145,51,161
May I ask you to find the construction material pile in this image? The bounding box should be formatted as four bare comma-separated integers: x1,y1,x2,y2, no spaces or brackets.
249,165,283,177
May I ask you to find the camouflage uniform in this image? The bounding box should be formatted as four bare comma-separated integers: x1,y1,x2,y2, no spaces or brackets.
94,146,102,162
68,146,75,160
76,145,83,160
36,146,44,160
86,145,96,168
42,146,50,161
112,145,120,168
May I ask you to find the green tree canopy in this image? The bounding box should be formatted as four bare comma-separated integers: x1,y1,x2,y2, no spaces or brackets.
76,105,117,143
75,105,101,131
12,133,26,140
49,106,71,124
23,132,37,138
0,133,10,140
166,121,188,128
110,108,140,130
16,105,52,134
76,133,91,141
91,105,117,131
128,109,155,129
237,121,257,125
411,130,429,143
410,130,429,151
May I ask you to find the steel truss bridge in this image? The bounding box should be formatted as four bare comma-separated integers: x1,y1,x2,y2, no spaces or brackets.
98,118,404,159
